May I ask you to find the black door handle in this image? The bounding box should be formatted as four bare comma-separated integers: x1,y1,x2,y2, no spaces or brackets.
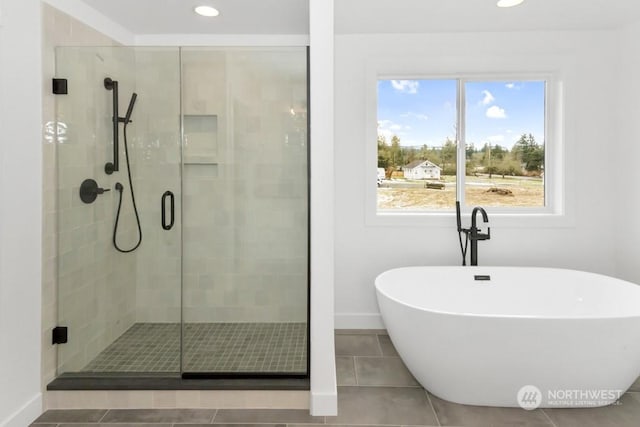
161,191,174,230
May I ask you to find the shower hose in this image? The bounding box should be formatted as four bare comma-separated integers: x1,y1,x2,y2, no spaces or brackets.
113,122,142,253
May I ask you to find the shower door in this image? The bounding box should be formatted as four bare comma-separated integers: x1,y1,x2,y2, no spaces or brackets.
54,46,184,375
54,46,308,380
179,47,309,377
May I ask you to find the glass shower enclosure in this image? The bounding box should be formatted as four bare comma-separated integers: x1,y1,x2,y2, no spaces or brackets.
54,46,308,379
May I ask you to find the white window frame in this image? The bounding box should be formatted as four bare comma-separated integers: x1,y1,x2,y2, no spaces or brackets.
364,55,570,228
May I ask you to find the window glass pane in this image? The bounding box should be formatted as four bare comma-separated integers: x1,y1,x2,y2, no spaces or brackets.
377,79,457,211
464,80,545,208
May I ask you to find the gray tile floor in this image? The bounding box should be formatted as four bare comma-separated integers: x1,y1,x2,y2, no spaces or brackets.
82,322,307,373
33,329,640,427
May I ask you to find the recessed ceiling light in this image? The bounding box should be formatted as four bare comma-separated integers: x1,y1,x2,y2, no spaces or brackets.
497,0,524,7
194,5,220,17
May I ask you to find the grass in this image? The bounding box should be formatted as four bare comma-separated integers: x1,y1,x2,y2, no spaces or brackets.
377,175,544,210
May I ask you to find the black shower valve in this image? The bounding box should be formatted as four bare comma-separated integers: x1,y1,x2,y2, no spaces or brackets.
80,178,110,204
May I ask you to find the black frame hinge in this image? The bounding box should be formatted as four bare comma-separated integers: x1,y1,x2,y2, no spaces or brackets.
52,326,68,345
52,78,68,95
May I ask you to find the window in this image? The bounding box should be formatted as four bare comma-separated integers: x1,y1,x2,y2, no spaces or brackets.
376,78,547,213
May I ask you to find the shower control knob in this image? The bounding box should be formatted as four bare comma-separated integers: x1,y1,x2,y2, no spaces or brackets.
80,178,110,204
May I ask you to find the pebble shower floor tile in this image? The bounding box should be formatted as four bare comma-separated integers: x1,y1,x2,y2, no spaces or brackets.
81,322,307,373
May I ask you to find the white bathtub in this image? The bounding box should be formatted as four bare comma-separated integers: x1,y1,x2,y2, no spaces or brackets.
375,266,640,408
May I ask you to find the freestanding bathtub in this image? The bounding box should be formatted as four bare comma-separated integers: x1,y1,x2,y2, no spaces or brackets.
375,266,640,408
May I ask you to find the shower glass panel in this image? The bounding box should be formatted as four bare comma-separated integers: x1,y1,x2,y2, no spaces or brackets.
180,48,308,376
54,46,182,375
54,46,308,379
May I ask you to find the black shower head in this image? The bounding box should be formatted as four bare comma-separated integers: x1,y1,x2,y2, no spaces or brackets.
124,93,137,123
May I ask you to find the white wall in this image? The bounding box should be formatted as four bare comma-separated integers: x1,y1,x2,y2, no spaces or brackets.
615,20,640,283
309,0,337,416
334,30,621,328
0,0,43,426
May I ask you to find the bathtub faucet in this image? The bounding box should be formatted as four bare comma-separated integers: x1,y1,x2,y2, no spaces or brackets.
470,207,490,266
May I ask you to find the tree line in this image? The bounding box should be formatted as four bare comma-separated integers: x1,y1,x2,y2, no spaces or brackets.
378,133,544,179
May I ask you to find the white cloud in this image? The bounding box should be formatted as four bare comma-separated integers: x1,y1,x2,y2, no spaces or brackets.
487,135,505,143
400,111,429,121
389,123,410,131
378,119,410,141
505,83,515,89
486,105,507,119
481,90,495,105
378,128,394,142
391,80,419,94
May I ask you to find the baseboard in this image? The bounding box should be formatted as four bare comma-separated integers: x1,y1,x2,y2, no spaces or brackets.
334,313,385,330
309,390,337,416
0,393,42,427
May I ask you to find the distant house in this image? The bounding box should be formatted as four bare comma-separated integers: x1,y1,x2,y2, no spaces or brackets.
403,160,441,180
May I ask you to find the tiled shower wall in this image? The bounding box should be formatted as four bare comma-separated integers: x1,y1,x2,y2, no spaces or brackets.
41,4,135,385
53,44,139,374
130,49,182,323
134,48,309,324
180,49,309,323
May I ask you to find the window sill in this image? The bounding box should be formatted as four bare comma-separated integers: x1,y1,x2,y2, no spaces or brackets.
366,210,574,228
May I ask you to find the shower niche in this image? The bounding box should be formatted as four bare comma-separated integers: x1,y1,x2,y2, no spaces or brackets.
52,46,309,382
183,115,218,164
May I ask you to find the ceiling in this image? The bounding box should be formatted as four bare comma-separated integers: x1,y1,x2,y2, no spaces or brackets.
78,0,640,35
336,0,640,33
79,0,310,34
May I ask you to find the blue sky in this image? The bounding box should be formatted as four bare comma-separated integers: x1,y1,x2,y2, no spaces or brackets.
377,79,545,150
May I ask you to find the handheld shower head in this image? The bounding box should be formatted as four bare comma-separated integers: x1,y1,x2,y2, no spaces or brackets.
124,93,137,123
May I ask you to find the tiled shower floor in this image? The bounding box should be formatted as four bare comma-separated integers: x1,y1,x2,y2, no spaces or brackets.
81,322,307,373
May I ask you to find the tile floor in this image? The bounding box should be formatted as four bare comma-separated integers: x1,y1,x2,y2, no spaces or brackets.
33,329,640,426
81,322,307,373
